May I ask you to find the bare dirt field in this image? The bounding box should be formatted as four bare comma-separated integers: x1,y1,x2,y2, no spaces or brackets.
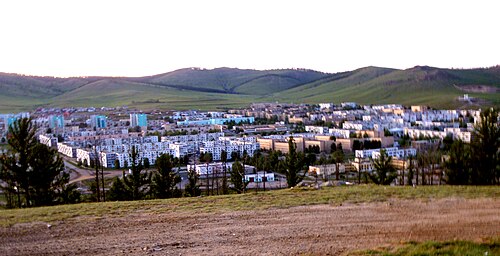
1,198,499,255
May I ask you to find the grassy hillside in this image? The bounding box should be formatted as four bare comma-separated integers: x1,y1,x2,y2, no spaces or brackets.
137,67,327,93
0,66,499,112
49,79,260,111
1,185,498,227
279,66,500,108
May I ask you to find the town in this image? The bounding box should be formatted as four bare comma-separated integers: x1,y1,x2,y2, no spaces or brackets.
0,100,484,201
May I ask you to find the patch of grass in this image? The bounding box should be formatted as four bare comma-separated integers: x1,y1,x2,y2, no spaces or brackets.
0,185,498,227
351,237,500,255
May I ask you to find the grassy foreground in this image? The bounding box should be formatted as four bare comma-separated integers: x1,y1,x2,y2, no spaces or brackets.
0,185,499,227
351,238,500,255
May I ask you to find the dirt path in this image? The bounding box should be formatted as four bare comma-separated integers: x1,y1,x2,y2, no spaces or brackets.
1,198,499,255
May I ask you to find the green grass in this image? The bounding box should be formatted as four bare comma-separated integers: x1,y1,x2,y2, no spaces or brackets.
351,238,500,255
0,185,498,227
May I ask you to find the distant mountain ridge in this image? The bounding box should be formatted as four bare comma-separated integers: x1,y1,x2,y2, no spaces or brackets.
0,66,499,112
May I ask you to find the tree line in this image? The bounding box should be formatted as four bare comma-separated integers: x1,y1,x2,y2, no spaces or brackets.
367,108,499,186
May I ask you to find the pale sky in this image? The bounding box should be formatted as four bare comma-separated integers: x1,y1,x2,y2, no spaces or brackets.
0,0,499,77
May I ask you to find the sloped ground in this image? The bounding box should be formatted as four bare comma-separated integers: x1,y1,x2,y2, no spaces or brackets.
0,198,498,255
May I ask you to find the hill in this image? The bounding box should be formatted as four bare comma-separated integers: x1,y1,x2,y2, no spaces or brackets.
0,66,499,112
133,67,328,94
278,66,500,108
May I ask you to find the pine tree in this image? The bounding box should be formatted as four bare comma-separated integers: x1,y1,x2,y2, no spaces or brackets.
471,107,500,185
230,161,249,193
121,146,152,200
221,150,229,195
369,150,397,185
0,118,37,206
29,144,67,206
445,140,471,185
202,152,213,196
407,155,415,186
332,149,344,180
107,177,132,201
0,118,79,207
151,154,181,199
283,136,305,188
184,168,201,197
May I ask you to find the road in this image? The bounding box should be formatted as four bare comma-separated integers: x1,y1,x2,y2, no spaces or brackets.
63,158,123,184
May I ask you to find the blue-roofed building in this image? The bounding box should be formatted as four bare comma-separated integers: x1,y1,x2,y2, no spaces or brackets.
49,115,64,129
130,113,147,127
91,115,107,128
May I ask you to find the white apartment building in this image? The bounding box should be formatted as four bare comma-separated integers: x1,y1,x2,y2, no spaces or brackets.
199,138,260,161
305,126,328,134
187,162,233,176
421,110,459,122
355,147,416,159
404,127,472,143
342,121,364,130
244,172,275,182
76,148,96,165
308,164,345,176
38,134,58,148
328,128,351,139
57,142,76,158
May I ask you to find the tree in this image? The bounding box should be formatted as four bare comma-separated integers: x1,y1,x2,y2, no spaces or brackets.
28,144,68,206
114,159,121,169
143,157,150,169
107,177,132,201
221,150,229,195
92,145,101,202
151,154,181,199
121,146,152,200
283,137,305,187
305,153,317,167
0,118,37,207
0,118,79,207
368,150,397,185
471,108,500,185
230,161,249,193
417,151,426,185
332,150,345,180
184,168,201,197
330,142,337,153
352,140,362,151
54,175,81,205
407,155,415,186
202,152,213,195
445,140,471,185
231,151,240,161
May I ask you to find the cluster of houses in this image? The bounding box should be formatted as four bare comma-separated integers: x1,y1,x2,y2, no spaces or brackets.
1,102,485,184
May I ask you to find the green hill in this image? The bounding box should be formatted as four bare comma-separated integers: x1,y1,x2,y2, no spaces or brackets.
0,66,498,112
278,66,500,108
136,67,327,94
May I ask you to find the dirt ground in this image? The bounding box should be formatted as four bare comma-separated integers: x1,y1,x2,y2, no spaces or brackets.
1,198,499,255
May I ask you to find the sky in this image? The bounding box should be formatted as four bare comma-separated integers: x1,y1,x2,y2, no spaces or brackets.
0,0,499,77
